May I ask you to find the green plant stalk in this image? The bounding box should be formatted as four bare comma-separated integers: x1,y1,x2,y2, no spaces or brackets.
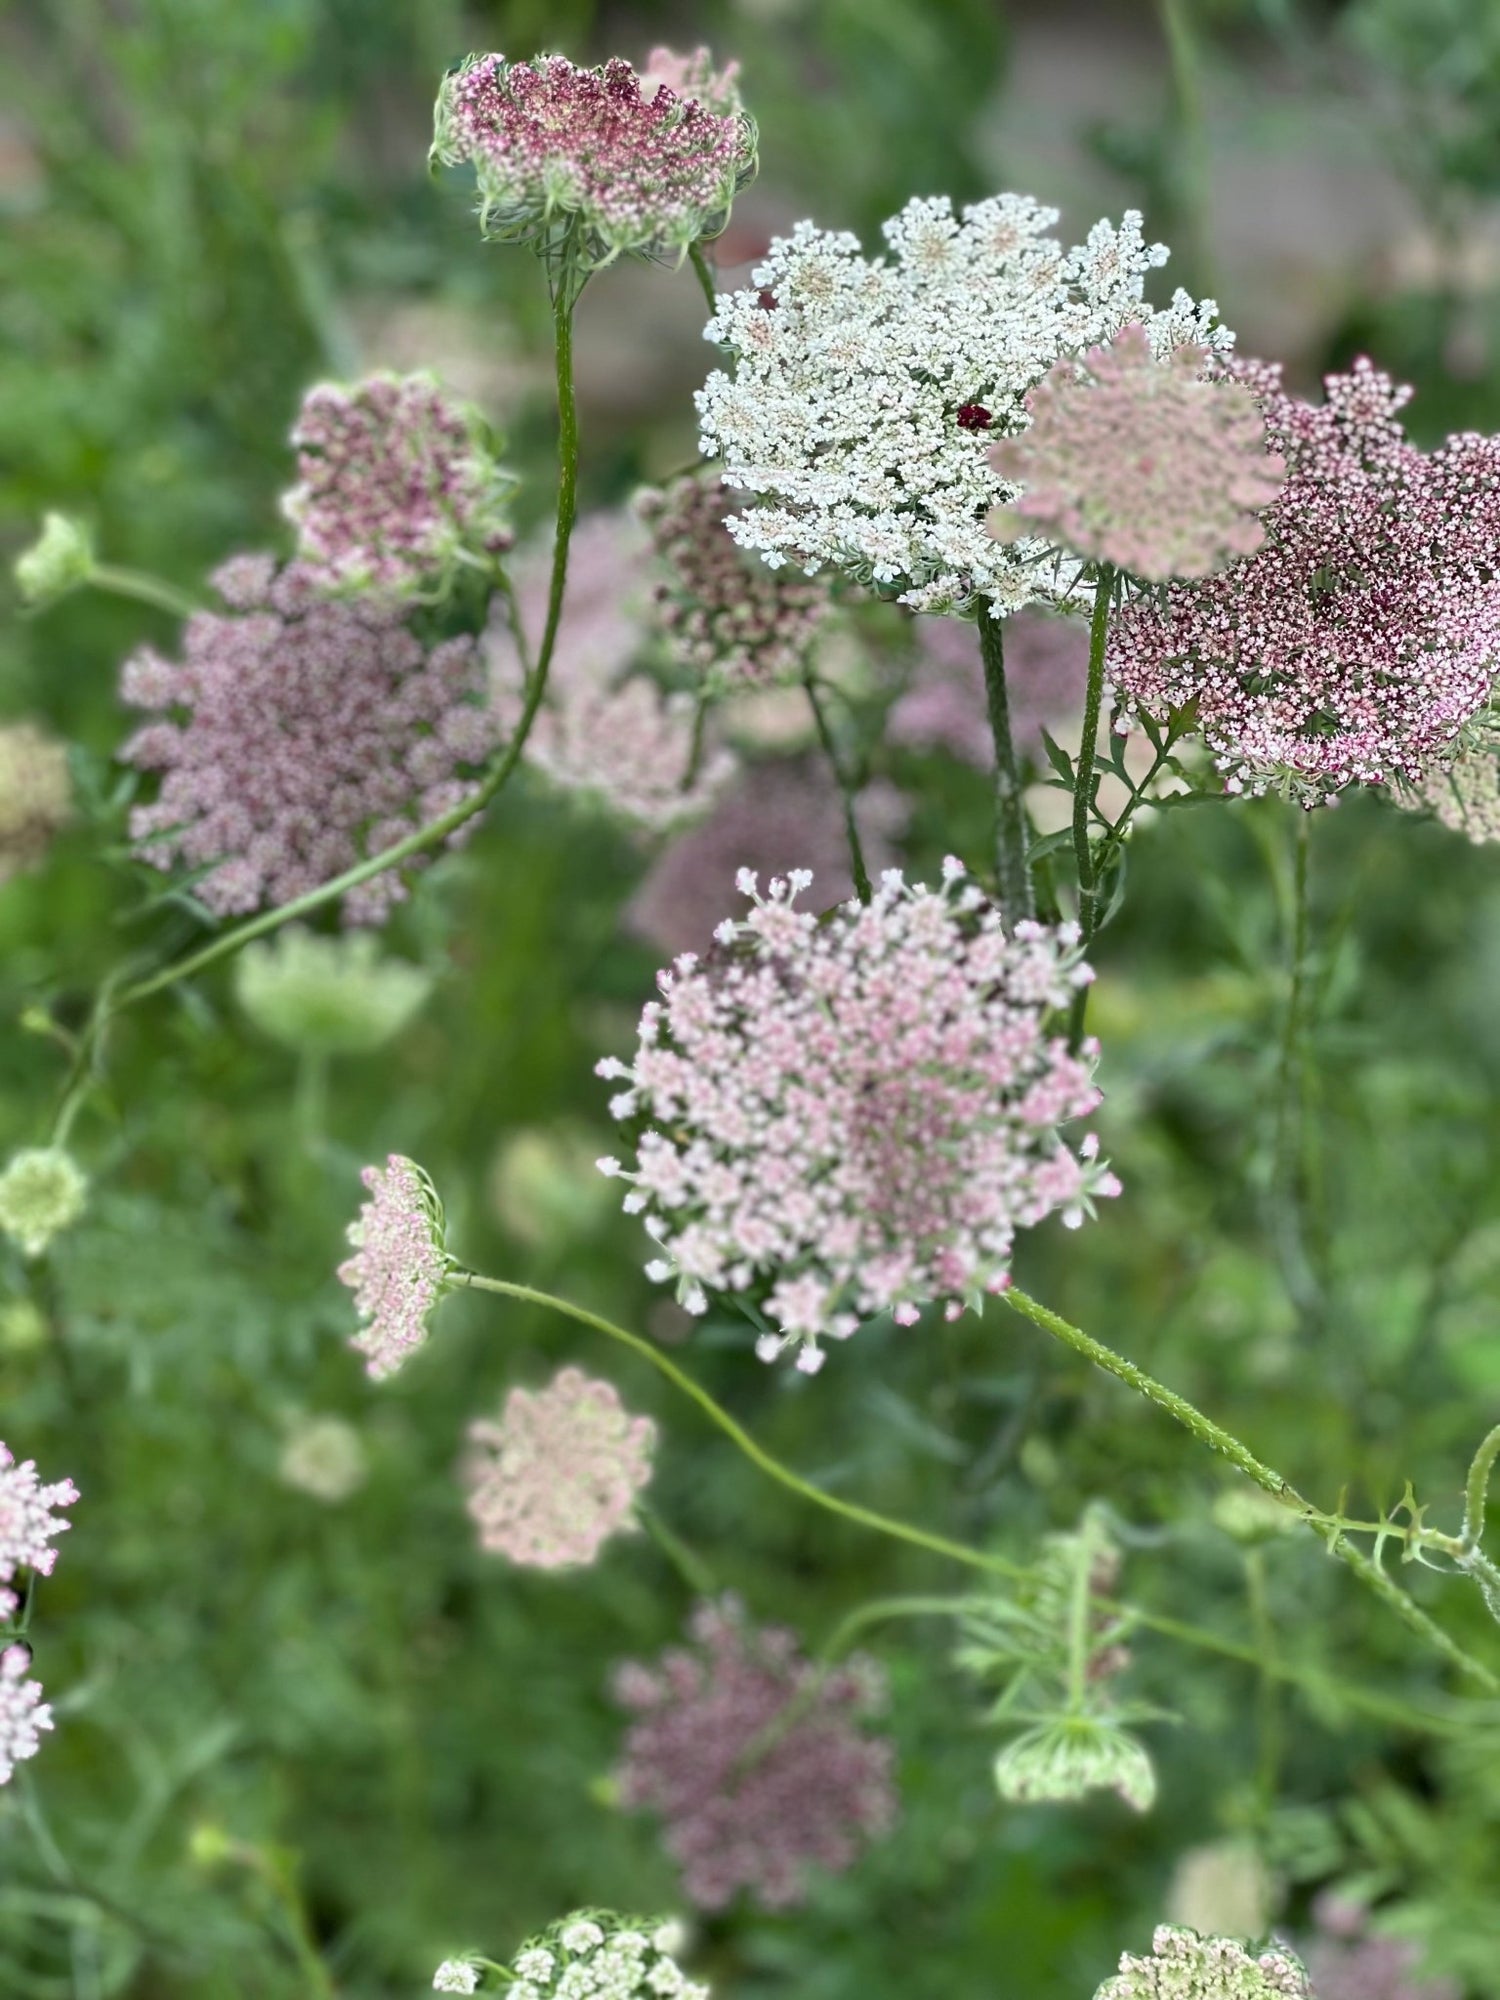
87,564,202,622
636,1499,718,1596
688,240,719,316
1462,1424,1500,1548
977,609,1034,921
803,665,873,902
1073,563,1114,940
1272,806,1322,1319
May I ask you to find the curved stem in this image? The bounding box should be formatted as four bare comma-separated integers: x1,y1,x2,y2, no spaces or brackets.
802,666,872,903
88,564,201,623
688,240,719,317
977,608,1034,922
636,1499,717,1596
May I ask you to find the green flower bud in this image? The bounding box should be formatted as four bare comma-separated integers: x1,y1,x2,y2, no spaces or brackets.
233,927,433,1057
14,513,94,608
0,1148,87,1259
993,1714,1156,1813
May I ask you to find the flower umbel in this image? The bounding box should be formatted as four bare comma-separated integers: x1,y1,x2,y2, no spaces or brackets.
0,722,72,885
0,1148,87,1260
1095,1926,1313,1999
599,863,1117,1372
462,1367,656,1569
1404,738,1500,845
233,927,434,1057
0,1644,53,1785
432,1962,481,1994
0,1442,79,1623
337,1155,453,1380
501,1910,708,1999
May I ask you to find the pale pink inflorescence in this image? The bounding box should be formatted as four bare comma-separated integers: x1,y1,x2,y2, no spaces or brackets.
0,1442,79,1623
886,610,1088,768
1302,1894,1459,2000
337,1155,452,1380
987,324,1284,582
489,514,734,830
284,372,514,597
599,862,1118,1373
1110,358,1500,800
613,1596,896,1910
121,558,497,923
462,1366,656,1569
431,49,756,267
635,474,830,693
0,1645,53,1785
1405,740,1500,844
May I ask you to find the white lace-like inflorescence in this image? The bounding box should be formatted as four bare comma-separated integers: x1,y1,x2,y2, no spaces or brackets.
1095,1926,1312,2000
462,1367,656,1569
599,861,1117,1373
696,195,1228,617
500,1912,709,2000
432,1962,481,1994
0,722,72,884
0,1442,79,1623
337,1155,452,1380
0,1645,53,1785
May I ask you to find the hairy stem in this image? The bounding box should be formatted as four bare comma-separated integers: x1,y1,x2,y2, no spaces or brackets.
803,666,872,902
1464,1424,1500,1550
977,609,1034,922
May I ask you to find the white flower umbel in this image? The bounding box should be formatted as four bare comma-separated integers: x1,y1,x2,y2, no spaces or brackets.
697,195,1229,616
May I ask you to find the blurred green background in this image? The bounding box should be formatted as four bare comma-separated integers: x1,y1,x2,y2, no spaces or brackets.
4,1,1500,1994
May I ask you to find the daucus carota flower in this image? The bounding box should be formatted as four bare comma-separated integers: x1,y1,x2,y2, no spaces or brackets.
613,1597,896,1910
1302,1895,1459,2000
0,1148,87,1260
1110,358,1500,799
461,1367,656,1569
992,1716,1155,1813
504,1911,709,2000
696,195,1228,616
987,325,1284,581
1404,739,1500,844
337,1155,453,1380
0,721,72,884
278,1416,368,1505
599,862,1117,1373
886,610,1087,767
635,473,830,692
13,513,93,608
0,1644,53,1785
120,557,497,923
432,1963,480,1994
233,927,433,1056
431,50,756,268
1096,1926,1312,1999
0,1442,79,1623
284,372,515,597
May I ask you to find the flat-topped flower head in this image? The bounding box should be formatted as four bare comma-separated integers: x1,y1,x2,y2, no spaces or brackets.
0,1147,87,1260
284,372,515,598
0,1644,53,1785
697,195,1228,616
234,927,433,1057
635,473,830,693
462,1366,656,1569
0,1442,79,1623
1110,358,1500,800
987,325,1285,581
337,1155,452,1380
499,1910,709,2000
1096,1926,1312,1999
432,1963,480,1995
599,863,1118,1373
432,50,756,270
120,557,497,923
1405,739,1500,844
0,722,72,883
614,1597,896,1910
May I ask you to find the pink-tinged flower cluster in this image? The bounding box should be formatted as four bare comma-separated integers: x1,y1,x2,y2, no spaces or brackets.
489,515,734,830
886,610,1088,768
462,1366,656,1569
0,1442,79,1623
121,558,497,923
431,50,756,267
635,475,830,693
988,325,1284,582
0,1645,52,1785
284,373,514,597
1302,1895,1459,2000
338,1155,452,1380
599,861,1117,1373
613,1597,896,1910
1110,358,1500,799
626,758,907,958
1405,739,1500,844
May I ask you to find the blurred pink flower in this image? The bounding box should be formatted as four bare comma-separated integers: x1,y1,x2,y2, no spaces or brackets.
0,1645,53,1785
0,1443,78,1623
886,610,1088,768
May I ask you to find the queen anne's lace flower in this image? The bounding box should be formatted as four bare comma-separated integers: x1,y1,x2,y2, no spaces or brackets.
0,722,72,883
462,1367,656,1569
337,1155,452,1380
1110,358,1500,799
121,558,497,923
278,1417,367,1504
499,1911,708,2000
987,325,1284,581
697,195,1228,616
0,1443,79,1623
1405,741,1500,844
284,373,514,597
432,1962,481,1994
432,50,756,268
0,1148,87,1260
614,1598,895,1910
13,513,92,608
234,928,433,1056
1096,1926,1312,1999
0,1644,53,1785
599,862,1117,1372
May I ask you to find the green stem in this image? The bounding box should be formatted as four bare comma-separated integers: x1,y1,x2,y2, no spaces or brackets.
636,1500,717,1596
688,240,719,317
88,564,201,623
1245,1548,1281,1814
1272,808,1322,1321
977,608,1034,922
1464,1424,1500,1550
1156,0,1216,294
802,666,872,903
1073,565,1113,937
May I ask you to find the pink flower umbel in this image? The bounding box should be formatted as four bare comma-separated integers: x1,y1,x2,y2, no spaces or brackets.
1406,741,1500,845
284,373,514,597
462,1367,656,1569
599,862,1117,1373
338,1156,452,1380
1110,358,1500,800
431,50,756,268
121,559,497,923
0,1645,52,1785
0,1443,79,1623
613,1597,896,1910
987,325,1285,581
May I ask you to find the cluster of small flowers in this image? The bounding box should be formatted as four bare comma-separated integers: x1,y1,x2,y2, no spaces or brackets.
337,1155,452,1379
1095,1926,1312,2000
1405,739,1500,845
0,1441,79,1622
0,1646,52,1786
283,372,514,597
613,1597,896,1910
1110,358,1500,799
0,1147,88,1260
885,610,1087,767
987,324,1285,581
278,1416,368,1505
0,721,71,884
121,556,496,922
233,927,433,1057
697,194,1227,615
435,1913,705,1999
599,861,1117,1373
432,49,756,268
12,512,93,609
635,474,829,692
1302,1895,1459,2000
489,515,734,830
462,1367,656,1569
